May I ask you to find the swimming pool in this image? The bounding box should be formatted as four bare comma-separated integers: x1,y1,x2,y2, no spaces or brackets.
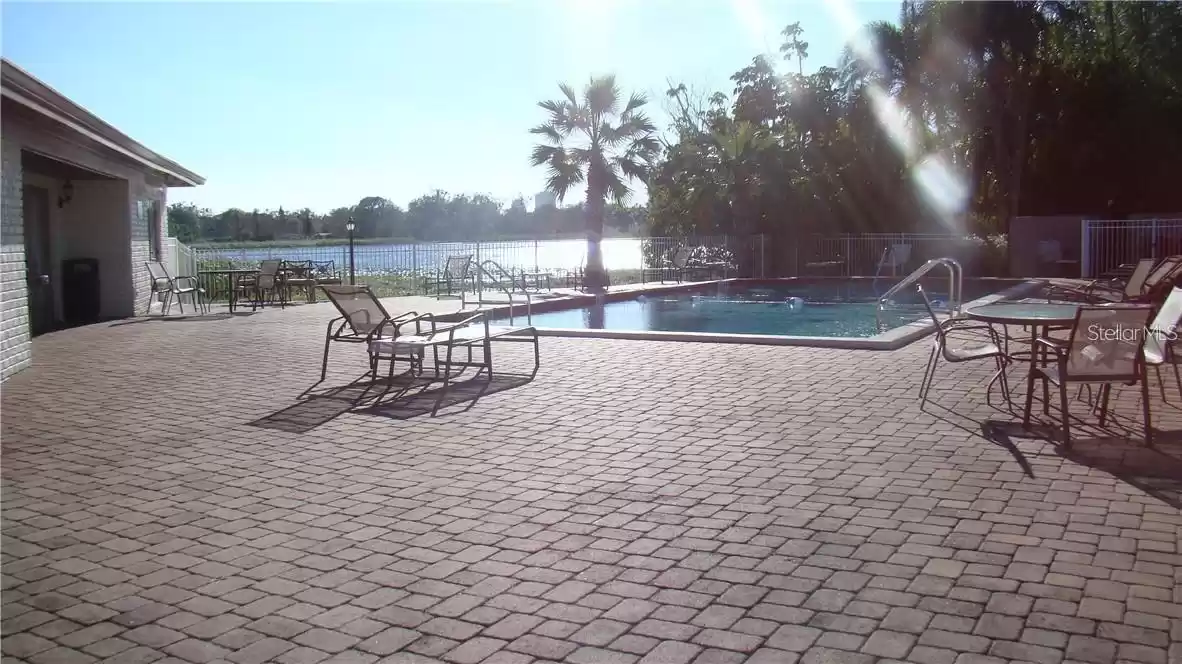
492,279,1027,341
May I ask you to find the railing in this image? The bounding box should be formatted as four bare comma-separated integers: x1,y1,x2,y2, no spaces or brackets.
798,233,976,277
462,259,532,324
166,237,199,279
876,257,963,331
192,235,768,299
1081,218,1182,278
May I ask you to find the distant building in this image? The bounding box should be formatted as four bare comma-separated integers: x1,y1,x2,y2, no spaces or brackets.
534,191,556,210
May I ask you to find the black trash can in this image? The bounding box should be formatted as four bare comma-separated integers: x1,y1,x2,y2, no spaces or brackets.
62,258,100,325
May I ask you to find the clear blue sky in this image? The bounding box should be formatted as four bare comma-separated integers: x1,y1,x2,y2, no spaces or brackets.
2,0,899,213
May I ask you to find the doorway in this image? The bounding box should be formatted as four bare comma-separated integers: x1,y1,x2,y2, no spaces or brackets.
22,184,55,335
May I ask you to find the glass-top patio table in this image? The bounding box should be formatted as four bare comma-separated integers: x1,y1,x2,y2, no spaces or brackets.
963,302,1081,327
964,302,1081,408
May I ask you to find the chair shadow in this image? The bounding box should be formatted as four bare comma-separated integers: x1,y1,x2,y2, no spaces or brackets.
249,372,425,433
1060,434,1182,508
355,372,534,421
926,396,1182,507
250,370,534,433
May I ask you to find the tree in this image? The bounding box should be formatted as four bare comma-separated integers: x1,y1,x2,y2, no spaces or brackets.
167,203,202,242
530,75,659,289
780,22,809,76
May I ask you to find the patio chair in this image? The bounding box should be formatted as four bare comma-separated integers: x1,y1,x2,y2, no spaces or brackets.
916,285,1010,406
145,261,208,315
877,243,912,278
429,254,474,296
643,246,690,284
1022,304,1155,448
318,284,424,380
1037,240,1063,276
1144,287,1182,402
311,261,343,286
235,260,285,311
282,260,316,303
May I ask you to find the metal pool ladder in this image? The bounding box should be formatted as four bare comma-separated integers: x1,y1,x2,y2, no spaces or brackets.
876,257,963,331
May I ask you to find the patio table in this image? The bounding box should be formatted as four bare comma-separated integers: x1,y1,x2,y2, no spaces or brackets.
964,302,1080,407
198,268,259,313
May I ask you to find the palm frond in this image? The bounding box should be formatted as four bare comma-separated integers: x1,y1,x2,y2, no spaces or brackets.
621,92,648,116
545,154,585,202
615,155,650,183
529,123,565,144
529,144,564,168
600,164,632,204
558,82,579,107
585,75,621,116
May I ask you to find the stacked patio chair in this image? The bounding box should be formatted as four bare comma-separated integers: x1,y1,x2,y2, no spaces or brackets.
1023,304,1156,448
235,259,285,311
145,261,208,315
916,285,1010,406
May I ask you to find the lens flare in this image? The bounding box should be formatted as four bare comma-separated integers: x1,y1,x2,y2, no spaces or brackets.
825,0,968,229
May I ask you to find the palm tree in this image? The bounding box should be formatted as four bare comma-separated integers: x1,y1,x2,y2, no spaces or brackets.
530,75,659,290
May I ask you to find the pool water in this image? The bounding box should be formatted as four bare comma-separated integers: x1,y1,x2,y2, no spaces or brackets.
495,282,986,338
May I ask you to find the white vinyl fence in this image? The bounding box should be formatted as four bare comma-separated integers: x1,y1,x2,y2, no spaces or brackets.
1081,219,1182,277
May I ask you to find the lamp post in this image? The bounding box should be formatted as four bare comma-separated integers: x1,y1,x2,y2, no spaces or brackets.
345,218,356,285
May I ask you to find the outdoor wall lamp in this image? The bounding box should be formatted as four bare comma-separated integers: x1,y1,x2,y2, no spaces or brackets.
58,180,74,208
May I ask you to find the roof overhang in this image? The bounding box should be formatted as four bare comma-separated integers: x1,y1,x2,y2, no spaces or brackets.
1,59,205,187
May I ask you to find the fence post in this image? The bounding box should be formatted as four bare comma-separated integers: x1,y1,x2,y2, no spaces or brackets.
475,241,483,298
1080,220,1091,278
534,239,539,273
412,243,418,276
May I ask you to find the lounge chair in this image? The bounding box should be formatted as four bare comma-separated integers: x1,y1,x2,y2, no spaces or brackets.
916,284,1010,406
318,284,424,380
368,311,539,416
1048,257,1157,303
145,261,208,315
1023,304,1155,447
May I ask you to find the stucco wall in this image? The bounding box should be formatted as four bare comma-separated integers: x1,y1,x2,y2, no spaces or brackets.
0,112,171,379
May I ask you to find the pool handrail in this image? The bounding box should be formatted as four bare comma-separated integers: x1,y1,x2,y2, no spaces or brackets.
876,257,963,331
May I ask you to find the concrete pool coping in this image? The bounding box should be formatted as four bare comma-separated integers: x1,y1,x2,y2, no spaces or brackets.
479,278,1045,349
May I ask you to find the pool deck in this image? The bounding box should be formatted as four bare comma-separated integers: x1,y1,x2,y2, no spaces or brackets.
3,288,1180,664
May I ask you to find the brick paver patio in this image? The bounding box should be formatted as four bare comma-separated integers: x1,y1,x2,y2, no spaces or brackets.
2,302,1180,664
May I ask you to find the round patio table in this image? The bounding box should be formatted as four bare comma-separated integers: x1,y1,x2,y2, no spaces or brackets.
964,302,1080,411
963,302,1080,327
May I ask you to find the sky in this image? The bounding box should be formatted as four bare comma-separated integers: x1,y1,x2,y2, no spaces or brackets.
2,0,900,214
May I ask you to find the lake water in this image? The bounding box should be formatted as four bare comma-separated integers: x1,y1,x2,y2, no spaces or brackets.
194,237,649,274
